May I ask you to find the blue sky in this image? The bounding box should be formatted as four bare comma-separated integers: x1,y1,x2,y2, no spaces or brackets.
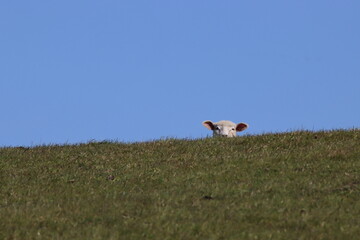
1,1,359,146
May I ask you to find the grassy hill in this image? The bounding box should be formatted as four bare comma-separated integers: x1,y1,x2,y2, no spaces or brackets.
1,130,359,239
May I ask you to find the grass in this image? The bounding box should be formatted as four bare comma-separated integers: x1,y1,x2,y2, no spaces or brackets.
1,129,360,239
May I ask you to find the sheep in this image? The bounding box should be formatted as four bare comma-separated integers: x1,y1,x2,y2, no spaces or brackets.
202,120,248,137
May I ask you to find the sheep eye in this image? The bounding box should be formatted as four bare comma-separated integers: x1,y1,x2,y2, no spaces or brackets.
231,128,235,131
215,126,221,130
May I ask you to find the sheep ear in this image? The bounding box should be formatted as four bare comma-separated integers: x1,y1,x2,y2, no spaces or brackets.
236,123,248,132
202,121,215,130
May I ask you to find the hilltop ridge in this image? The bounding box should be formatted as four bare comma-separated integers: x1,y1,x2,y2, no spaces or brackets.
1,129,359,239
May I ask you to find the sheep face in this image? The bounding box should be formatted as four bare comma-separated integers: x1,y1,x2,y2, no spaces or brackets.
202,120,248,138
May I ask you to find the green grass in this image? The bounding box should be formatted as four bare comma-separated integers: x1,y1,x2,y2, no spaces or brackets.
1,130,360,239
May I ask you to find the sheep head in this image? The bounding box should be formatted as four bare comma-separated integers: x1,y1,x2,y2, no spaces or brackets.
202,120,248,137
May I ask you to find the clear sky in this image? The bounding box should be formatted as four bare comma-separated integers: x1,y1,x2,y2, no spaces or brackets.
1,1,359,146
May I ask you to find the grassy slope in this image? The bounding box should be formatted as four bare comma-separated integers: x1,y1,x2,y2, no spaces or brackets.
0,130,360,240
